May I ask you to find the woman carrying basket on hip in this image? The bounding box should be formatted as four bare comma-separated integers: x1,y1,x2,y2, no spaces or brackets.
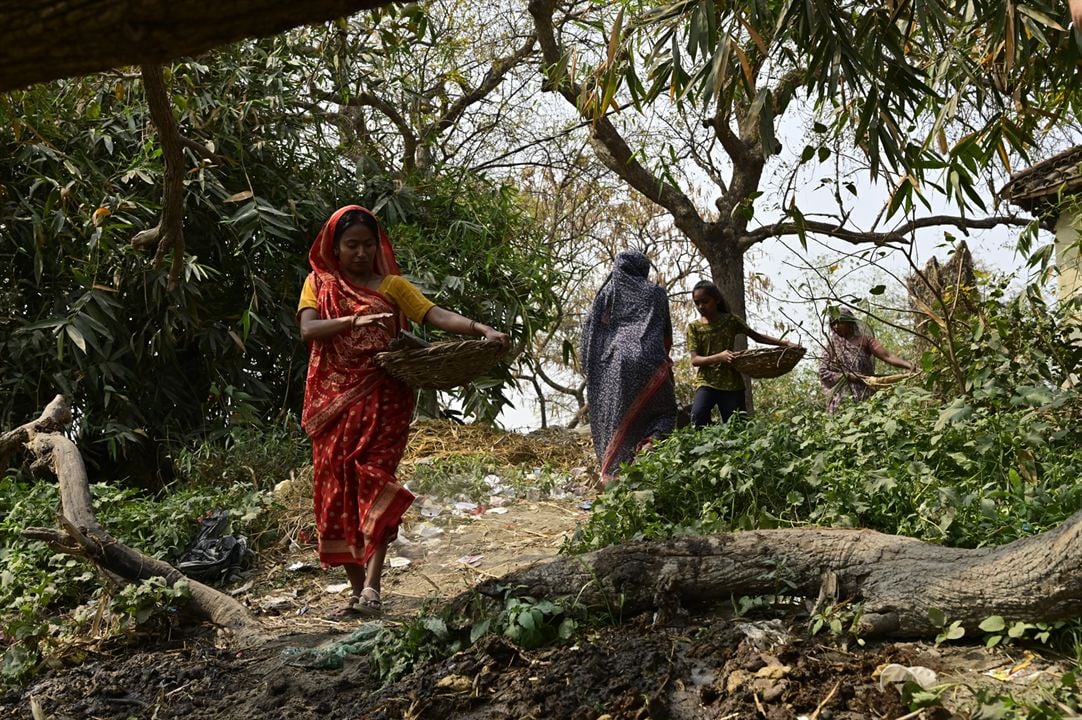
687,280,800,426
297,205,508,618
818,307,913,414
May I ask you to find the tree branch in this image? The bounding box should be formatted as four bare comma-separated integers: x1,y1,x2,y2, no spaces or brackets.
133,64,187,290
431,34,538,135
529,0,705,240
738,214,1035,251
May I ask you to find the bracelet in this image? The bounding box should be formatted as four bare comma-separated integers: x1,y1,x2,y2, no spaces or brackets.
470,320,480,335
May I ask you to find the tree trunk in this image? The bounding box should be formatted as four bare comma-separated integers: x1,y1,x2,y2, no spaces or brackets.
0,0,395,92
478,517,1082,638
3,396,259,635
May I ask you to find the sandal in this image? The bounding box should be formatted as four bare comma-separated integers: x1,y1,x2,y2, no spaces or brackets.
354,586,383,617
325,595,364,620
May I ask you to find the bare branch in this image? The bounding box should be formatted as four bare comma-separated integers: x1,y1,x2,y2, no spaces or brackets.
739,214,1035,251
529,0,705,240
432,34,538,135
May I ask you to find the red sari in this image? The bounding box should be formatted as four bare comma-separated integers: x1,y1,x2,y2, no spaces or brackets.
301,205,415,567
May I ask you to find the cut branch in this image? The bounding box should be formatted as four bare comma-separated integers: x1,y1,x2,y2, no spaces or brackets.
478,516,1082,638
9,396,258,635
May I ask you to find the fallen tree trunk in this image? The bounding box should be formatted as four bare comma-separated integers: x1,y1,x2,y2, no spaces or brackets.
0,0,395,92
4,396,258,635
479,515,1082,638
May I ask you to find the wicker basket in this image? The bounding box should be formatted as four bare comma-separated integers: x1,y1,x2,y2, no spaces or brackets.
376,338,504,390
856,371,919,389
730,346,806,379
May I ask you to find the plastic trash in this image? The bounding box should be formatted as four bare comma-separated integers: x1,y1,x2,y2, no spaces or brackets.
281,622,387,669
176,510,253,585
877,663,938,693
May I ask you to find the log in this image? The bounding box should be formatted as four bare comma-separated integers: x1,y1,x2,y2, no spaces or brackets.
9,396,258,634
478,517,1082,638
0,0,396,92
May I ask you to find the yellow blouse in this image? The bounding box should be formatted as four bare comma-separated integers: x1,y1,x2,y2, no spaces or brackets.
297,274,435,324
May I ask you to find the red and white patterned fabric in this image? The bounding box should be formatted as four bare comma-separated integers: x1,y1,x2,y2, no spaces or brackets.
301,205,415,567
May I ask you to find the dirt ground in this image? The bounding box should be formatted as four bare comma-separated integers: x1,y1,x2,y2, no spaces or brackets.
2,424,1076,719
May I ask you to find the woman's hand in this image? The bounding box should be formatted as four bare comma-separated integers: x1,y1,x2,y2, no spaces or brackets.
715,350,735,364
351,312,394,329
482,327,511,352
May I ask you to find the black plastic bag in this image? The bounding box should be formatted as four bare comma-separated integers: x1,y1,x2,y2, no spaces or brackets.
177,510,252,585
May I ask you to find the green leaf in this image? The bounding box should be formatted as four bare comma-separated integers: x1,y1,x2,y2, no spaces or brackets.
927,607,947,627
65,324,87,353
978,615,1005,632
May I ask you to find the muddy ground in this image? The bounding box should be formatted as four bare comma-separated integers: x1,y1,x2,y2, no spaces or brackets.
2,447,1074,719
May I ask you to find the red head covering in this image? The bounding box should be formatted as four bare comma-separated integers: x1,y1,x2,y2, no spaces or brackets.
309,205,401,280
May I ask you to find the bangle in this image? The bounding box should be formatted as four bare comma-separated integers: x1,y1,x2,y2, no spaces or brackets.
470,320,479,335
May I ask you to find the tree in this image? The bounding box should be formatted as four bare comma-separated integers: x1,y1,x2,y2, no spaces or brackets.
0,10,566,479
527,0,1079,340
0,0,396,92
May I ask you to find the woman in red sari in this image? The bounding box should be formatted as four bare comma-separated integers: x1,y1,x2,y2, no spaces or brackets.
298,205,509,616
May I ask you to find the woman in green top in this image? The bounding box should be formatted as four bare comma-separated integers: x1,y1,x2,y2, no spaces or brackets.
687,281,800,426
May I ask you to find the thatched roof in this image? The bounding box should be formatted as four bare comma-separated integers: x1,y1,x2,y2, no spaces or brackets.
999,145,1082,218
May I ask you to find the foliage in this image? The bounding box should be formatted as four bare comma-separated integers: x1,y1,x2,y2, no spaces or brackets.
569,276,1082,553
0,468,275,687
920,274,1082,400
621,0,1080,188
364,592,578,684
0,15,565,480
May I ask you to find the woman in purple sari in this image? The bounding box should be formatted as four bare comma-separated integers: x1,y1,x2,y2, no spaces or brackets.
581,251,677,484
818,308,914,413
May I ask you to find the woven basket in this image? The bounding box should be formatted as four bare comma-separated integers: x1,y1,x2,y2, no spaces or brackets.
376,338,504,390
730,346,806,379
856,371,919,390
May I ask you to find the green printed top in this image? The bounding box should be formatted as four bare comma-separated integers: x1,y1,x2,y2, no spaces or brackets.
686,314,753,390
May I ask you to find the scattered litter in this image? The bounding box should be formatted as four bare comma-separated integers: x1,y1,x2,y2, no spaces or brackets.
578,501,593,511
877,663,938,693
569,466,586,478
984,651,1042,683
228,581,253,596
734,619,790,650
485,507,509,515
489,495,512,508
281,622,386,669
414,523,444,540
452,501,479,515
324,583,351,594
177,510,253,585
436,674,474,693
456,554,484,567
419,502,443,519
388,557,411,569
260,594,297,611
287,561,318,573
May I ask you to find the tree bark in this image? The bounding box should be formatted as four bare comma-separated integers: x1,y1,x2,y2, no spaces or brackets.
478,517,1082,638
7,396,258,635
0,0,395,92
